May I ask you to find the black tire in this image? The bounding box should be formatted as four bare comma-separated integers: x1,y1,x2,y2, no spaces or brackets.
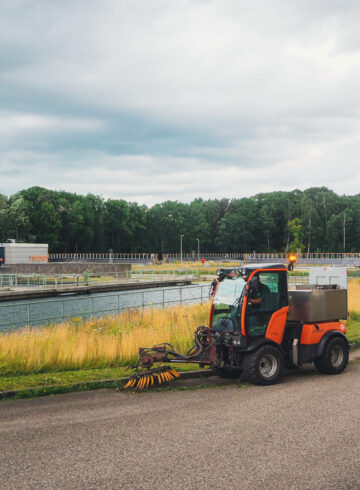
242,345,284,385
314,337,349,375
212,367,241,379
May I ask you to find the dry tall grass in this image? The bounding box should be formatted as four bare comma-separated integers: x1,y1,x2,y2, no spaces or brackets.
348,279,360,312
0,303,209,375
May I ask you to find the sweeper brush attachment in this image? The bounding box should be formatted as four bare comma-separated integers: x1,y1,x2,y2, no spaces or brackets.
123,366,180,390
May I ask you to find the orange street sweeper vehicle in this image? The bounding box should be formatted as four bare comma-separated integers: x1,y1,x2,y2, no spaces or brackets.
125,261,349,388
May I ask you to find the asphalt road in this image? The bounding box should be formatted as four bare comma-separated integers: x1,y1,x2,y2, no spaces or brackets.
1,359,359,490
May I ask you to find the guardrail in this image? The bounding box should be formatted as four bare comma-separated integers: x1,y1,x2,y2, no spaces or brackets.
0,283,211,332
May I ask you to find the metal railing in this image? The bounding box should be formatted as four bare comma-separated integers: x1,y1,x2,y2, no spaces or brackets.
0,272,131,291
0,283,211,332
0,270,199,292
49,252,157,262
166,252,360,260
288,274,309,287
131,269,199,281
47,251,360,264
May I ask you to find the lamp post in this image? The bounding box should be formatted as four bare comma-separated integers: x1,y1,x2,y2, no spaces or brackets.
196,238,200,261
180,235,184,262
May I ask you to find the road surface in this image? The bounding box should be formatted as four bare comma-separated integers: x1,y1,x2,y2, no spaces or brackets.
0,359,359,489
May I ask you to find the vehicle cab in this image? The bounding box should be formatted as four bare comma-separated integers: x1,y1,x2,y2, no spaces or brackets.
210,263,289,339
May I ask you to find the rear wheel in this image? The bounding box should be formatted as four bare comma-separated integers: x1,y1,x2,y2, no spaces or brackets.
315,337,349,374
242,345,284,385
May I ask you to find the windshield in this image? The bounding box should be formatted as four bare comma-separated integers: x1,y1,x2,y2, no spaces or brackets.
214,277,246,306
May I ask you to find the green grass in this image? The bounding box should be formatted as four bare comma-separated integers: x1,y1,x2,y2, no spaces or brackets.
346,314,360,344
0,363,206,393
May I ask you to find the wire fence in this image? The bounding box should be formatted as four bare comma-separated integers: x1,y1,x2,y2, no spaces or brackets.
0,283,211,332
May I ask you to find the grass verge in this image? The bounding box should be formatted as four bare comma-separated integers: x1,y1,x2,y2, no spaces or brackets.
0,363,210,399
0,363,205,391
346,313,360,345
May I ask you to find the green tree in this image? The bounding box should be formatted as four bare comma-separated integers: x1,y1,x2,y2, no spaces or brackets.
288,218,304,252
32,201,61,249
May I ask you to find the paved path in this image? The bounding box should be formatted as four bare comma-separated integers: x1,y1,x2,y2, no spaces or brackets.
0,359,359,489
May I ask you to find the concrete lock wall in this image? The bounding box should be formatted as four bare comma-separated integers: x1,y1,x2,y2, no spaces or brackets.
0,262,131,276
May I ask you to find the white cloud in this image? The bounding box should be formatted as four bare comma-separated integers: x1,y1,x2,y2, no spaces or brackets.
0,0,360,201
0,111,103,139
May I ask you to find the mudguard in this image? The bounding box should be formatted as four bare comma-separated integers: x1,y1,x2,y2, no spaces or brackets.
245,337,285,355
316,331,349,358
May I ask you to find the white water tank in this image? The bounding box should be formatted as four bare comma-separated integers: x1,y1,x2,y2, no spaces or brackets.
309,267,348,290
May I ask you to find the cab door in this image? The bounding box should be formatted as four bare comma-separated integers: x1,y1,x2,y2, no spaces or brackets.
245,271,288,337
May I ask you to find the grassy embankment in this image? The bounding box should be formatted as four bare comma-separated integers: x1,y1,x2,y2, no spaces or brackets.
1,279,360,395
0,303,209,392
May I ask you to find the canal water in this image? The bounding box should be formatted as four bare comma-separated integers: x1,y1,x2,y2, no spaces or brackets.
0,283,211,332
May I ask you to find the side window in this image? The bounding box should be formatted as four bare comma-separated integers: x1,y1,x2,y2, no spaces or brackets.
257,272,281,311
245,271,287,337
259,272,278,292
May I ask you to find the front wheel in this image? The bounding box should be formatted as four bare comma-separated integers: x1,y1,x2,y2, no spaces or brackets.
242,345,284,385
314,337,349,375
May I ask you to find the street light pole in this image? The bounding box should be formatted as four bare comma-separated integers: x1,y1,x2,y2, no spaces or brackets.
196,238,200,261
180,235,184,262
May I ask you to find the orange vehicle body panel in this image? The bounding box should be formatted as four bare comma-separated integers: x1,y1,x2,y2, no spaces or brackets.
300,321,346,345
265,306,289,344
241,268,287,337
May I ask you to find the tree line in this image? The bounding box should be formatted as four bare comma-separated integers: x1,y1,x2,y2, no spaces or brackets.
0,186,359,254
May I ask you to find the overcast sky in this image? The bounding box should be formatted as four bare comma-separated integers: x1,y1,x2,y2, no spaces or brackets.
1,0,360,204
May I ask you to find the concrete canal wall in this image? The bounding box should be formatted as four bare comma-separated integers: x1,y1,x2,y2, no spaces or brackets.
0,262,131,275
0,278,193,301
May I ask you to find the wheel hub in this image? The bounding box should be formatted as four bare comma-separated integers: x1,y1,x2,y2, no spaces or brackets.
330,345,344,368
259,354,278,378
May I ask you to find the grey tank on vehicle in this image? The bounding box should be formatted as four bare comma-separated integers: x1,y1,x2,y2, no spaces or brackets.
288,287,347,323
